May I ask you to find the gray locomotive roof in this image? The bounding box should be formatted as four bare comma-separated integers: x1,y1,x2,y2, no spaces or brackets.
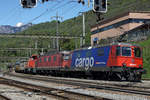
112,42,140,47
73,42,140,52
42,50,70,56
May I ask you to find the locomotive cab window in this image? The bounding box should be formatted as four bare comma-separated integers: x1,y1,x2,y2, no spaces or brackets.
134,47,142,57
116,46,120,56
63,54,70,60
122,47,131,56
32,55,37,59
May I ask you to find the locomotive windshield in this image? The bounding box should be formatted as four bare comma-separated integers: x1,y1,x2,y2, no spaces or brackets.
32,55,38,59
122,47,131,56
134,47,142,57
63,54,70,60
116,46,131,56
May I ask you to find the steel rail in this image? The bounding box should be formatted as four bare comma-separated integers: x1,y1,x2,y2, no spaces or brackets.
0,77,109,100
8,73,150,96
0,94,11,100
9,73,150,89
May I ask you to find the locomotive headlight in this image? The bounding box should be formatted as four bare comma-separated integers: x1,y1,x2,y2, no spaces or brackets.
131,59,135,63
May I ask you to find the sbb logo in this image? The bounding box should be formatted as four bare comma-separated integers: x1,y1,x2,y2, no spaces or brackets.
75,57,94,67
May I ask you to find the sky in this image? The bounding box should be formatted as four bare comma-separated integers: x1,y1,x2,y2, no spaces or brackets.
0,0,92,26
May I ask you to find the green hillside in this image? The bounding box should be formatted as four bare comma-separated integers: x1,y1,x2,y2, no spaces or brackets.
136,37,150,78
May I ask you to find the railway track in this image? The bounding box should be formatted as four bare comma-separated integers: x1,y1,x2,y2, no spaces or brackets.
7,73,141,88
0,94,11,100
6,73,150,97
0,76,110,100
142,78,150,81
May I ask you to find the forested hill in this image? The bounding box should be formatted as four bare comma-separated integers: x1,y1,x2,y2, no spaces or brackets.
1,0,150,50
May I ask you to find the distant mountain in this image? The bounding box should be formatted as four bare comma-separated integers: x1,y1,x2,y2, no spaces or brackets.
0,23,32,34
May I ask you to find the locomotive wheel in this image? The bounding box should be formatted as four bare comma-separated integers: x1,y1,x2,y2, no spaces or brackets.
106,72,112,81
32,69,37,75
117,73,127,81
127,72,135,81
112,72,126,81
24,69,28,74
134,74,142,82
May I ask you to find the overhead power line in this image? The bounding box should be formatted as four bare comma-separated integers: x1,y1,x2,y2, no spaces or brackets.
0,34,82,39
27,0,85,24
51,12,63,51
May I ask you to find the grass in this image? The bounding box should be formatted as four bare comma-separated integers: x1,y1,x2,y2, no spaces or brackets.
0,63,8,72
135,36,150,78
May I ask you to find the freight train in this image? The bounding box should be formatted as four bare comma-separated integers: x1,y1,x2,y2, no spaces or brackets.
15,43,146,81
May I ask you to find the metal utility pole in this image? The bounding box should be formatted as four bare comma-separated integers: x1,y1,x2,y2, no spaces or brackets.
35,40,38,49
52,38,56,49
41,48,44,55
51,12,63,51
79,12,86,47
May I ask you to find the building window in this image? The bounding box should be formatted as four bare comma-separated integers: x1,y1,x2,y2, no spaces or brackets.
91,18,150,34
93,37,98,45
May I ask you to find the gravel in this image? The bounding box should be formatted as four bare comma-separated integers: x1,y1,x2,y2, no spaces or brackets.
0,83,56,100
1,74,150,100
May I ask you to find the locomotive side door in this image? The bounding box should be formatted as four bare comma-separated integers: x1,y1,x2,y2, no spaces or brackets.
111,46,117,66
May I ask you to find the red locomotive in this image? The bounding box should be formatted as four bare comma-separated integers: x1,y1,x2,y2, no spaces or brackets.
24,51,71,74
107,44,143,68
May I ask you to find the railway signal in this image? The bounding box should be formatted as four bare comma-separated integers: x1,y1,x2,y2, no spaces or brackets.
78,0,85,5
42,0,49,3
93,0,107,13
20,0,37,8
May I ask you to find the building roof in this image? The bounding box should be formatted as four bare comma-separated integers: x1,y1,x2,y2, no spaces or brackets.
91,11,150,29
124,22,150,35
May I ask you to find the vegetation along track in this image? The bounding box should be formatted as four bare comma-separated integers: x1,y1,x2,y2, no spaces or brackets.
0,76,109,100
6,73,150,97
